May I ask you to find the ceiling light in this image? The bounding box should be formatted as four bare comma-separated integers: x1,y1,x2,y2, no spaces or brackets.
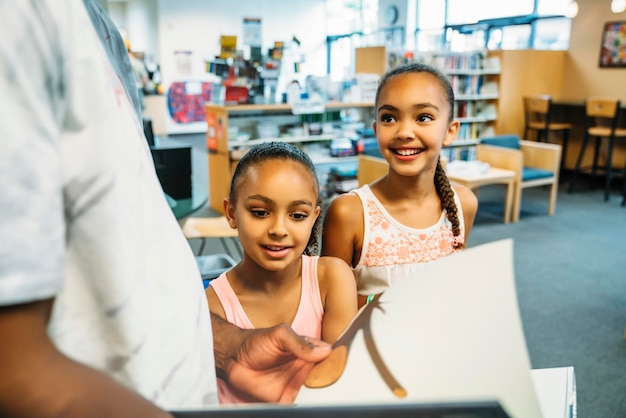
611,0,626,13
565,1,578,18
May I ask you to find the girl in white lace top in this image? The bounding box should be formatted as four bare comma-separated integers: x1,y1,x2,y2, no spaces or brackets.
322,63,478,307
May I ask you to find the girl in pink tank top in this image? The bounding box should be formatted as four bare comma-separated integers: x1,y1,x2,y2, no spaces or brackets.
206,142,358,404
322,63,479,307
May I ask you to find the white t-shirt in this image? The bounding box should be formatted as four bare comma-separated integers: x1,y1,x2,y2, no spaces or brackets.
0,1,217,409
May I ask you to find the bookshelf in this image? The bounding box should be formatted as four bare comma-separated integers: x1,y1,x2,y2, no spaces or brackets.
205,102,375,214
410,51,500,156
371,48,501,161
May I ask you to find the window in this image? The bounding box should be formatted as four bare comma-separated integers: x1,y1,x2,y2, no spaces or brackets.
415,0,573,52
446,0,534,26
533,17,572,50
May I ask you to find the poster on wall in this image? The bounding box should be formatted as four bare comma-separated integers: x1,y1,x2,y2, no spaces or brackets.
599,21,626,68
165,50,220,134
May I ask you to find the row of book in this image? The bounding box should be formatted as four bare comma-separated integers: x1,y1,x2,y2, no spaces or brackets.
450,74,483,95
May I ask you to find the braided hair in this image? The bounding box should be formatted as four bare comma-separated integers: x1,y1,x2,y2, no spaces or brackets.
229,141,322,255
375,62,464,249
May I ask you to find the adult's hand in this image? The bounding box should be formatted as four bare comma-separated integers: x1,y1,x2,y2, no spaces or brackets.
211,314,332,403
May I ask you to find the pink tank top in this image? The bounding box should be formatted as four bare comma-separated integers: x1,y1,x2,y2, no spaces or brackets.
210,254,324,404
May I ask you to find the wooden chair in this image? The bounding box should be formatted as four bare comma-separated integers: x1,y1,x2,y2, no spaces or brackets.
568,97,626,201
357,154,389,186
477,135,562,222
523,95,572,172
180,216,242,259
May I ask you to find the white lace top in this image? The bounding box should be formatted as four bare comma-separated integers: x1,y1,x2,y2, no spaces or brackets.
351,185,465,296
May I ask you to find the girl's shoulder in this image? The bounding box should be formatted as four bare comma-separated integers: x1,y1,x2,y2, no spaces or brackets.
326,190,363,214
450,183,478,213
324,191,364,230
317,255,353,274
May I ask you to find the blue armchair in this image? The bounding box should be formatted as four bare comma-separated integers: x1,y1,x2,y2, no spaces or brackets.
476,135,562,222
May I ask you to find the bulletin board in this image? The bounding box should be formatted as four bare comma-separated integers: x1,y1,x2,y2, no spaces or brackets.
599,21,626,68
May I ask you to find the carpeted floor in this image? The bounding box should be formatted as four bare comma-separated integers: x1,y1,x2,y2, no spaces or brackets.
468,182,626,418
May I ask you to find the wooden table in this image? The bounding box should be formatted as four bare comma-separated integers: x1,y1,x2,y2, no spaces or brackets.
447,167,516,224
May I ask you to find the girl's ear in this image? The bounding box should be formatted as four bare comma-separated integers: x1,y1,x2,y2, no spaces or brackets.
372,120,378,136
314,205,321,221
443,120,460,147
223,198,237,229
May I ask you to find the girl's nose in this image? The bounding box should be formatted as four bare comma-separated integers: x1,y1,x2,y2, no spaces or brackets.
396,119,416,140
268,217,288,237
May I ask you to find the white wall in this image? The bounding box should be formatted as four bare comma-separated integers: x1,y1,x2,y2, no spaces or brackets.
126,0,159,61
157,0,326,79
562,0,626,101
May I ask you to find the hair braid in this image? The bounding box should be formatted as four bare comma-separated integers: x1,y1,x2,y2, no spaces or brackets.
434,159,464,249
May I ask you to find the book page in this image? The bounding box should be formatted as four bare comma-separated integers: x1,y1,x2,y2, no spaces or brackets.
297,239,543,418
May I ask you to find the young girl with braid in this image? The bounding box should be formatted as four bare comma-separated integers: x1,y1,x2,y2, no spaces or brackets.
322,62,478,308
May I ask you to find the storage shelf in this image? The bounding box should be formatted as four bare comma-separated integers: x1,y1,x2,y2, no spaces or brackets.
228,134,337,149
212,102,374,114
457,115,497,123
455,93,499,101
311,155,359,165
445,69,500,76
398,50,500,151
206,102,373,214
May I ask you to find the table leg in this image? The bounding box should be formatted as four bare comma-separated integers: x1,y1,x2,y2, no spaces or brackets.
503,179,515,224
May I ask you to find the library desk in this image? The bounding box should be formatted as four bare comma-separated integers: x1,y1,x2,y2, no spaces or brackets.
447,167,516,224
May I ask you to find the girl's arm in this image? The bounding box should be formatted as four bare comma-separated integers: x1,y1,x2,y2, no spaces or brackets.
317,257,358,344
453,185,478,243
206,286,227,319
321,193,363,266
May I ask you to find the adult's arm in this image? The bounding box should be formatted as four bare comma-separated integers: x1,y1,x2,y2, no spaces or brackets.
0,5,170,417
0,299,171,418
211,313,332,404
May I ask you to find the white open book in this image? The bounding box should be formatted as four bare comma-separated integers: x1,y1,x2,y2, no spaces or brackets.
297,239,543,418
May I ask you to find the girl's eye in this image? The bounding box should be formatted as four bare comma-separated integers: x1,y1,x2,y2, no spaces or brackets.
291,212,308,221
417,114,434,123
380,113,396,123
251,209,269,218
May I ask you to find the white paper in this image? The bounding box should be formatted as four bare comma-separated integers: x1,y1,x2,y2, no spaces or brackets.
297,239,543,418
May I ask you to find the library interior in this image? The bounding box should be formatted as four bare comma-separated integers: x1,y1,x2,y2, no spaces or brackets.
4,1,625,417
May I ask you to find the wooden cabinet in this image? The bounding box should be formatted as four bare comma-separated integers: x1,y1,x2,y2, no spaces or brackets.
205,102,375,214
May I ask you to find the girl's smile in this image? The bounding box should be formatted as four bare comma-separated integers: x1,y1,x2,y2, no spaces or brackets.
392,147,424,160
260,244,293,259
